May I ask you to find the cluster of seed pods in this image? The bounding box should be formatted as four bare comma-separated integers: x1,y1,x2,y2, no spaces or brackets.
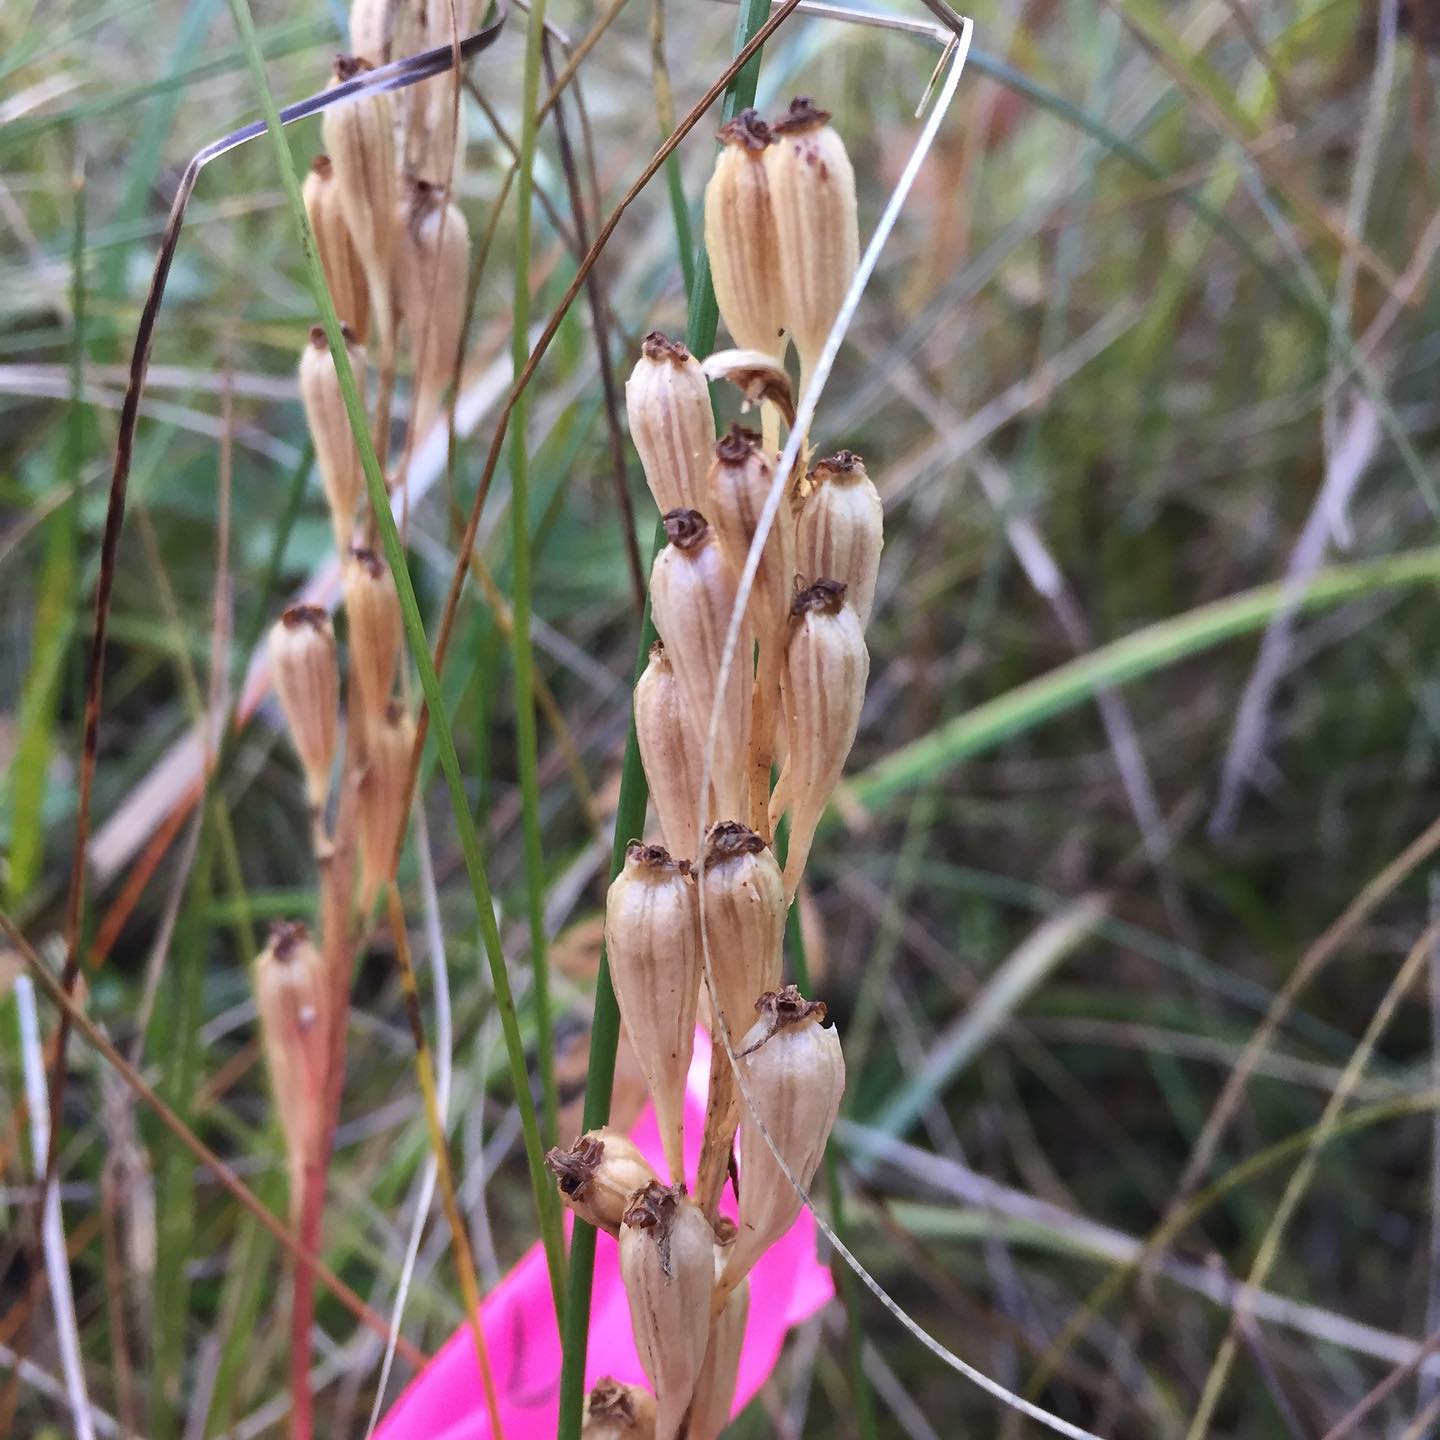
548,100,879,1440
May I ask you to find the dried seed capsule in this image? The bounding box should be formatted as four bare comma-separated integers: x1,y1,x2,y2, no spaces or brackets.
349,0,396,62
619,1183,714,1440
358,702,414,911
765,98,859,384
625,333,716,515
582,1377,658,1440
604,844,702,1185
299,324,368,554
343,547,402,720
700,347,795,429
648,509,752,824
795,450,883,629
397,178,470,441
634,640,708,862
323,58,397,343
775,580,868,900
690,1264,748,1440
546,1128,658,1237
716,987,844,1302
704,110,786,359
255,922,331,1204
304,155,371,342
410,0,475,187
269,605,339,810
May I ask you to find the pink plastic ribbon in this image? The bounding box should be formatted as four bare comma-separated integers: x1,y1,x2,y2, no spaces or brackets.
376,1029,834,1439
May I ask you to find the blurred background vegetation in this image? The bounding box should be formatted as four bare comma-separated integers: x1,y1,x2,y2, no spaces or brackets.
5,0,1440,1435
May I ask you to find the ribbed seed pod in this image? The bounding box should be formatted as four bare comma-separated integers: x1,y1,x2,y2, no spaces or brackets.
397,178,470,440
704,110,786,359
545,1129,658,1237
343,547,402,721
304,156,371,342
269,605,339,810
634,640,708,862
775,580,868,900
411,0,474,187
255,922,331,1206
619,1183,714,1440
765,98,859,385
716,987,844,1302
349,0,395,62
582,1377,658,1440
690,1236,748,1440
299,323,368,554
795,450,883,629
322,58,397,343
358,702,414,911
648,509,752,823
604,844,702,1185
625,333,716,515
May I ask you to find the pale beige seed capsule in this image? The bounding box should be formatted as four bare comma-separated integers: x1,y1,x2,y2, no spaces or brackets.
619,1183,714,1440
411,0,475,187
255,921,331,1206
625,333,716,515
343,547,402,720
634,640,708,861
700,348,795,429
545,1129,658,1238
349,0,396,63
775,580,868,900
358,702,414,911
582,1376,658,1440
648,509,752,824
716,987,844,1303
604,844,701,1185
765,98,859,383
704,110,786,359
323,58,397,343
795,450,883,629
299,324,368,554
269,605,339,810
398,179,470,441
690,1232,748,1440
304,155,371,343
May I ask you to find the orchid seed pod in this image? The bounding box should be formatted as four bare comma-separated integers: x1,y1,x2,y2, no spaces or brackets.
765,98,859,385
299,324,368,554
269,605,339,810
701,347,796,429
775,580,868,901
795,450,884,629
648,509,752,823
398,178,470,440
343,547,402,721
704,110,786,360
716,986,845,1302
545,1128,658,1237
358,702,415,912
690,1231,748,1440
634,640,708,861
349,0,396,63
603,844,702,1185
304,155,371,342
619,1183,714,1440
625,333,716,515
323,57,397,343
255,922,331,1207
582,1378,658,1440
411,0,475,187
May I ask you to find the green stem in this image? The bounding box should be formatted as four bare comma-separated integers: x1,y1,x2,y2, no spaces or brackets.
554,2,775,1433
510,0,560,1150
223,0,567,1307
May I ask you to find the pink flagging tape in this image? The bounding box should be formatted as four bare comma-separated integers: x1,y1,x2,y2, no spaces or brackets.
376,1029,834,1438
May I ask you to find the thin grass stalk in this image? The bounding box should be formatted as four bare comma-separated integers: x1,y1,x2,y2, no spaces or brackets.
509,0,561,1152
554,5,778,1434
221,0,569,1309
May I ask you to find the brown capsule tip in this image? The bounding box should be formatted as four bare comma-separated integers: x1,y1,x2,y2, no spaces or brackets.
714,424,763,466
307,323,359,349
791,578,848,617
620,1179,683,1230
662,508,709,549
641,331,692,364
333,53,373,81
771,95,832,134
280,603,330,632
546,1134,604,1197
310,154,334,178
382,699,407,727
586,1378,639,1424
713,1214,738,1245
703,820,766,866
624,840,691,876
740,984,829,1054
647,638,668,666
348,545,385,580
717,108,772,151
267,919,311,960
811,449,865,482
